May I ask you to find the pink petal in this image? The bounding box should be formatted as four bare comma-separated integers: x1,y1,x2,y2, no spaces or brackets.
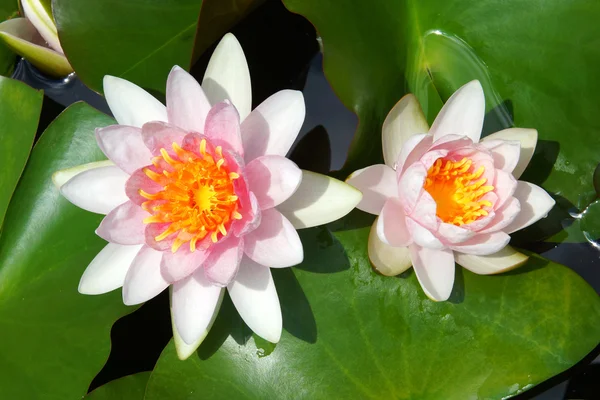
241,90,305,162
463,209,496,232
203,235,244,286
419,149,448,170
166,66,211,133
243,208,303,268
480,139,521,174
172,270,223,345
141,121,188,156
479,197,521,234
405,217,444,249
160,246,211,283
346,164,398,215
397,162,427,214
125,168,163,205
245,155,302,210
430,134,474,151
450,231,511,256
145,223,175,251
504,181,555,234
122,246,170,305
396,133,433,175
96,201,148,245
232,181,262,237
493,169,517,210
437,223,475,244
410,190,439,231
95,125,152,174
376,197,412,247
410,245,455,301
204,101,244,156
429,80,485,143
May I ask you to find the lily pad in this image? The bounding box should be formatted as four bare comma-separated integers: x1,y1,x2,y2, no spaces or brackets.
0,103,136,398
283,0,600,242
52,0,203,93
0,76,42,230
144,225,600,399
86,372,150,400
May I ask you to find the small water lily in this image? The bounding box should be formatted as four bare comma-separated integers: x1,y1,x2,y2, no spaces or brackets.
53,33,361,359
347,80,554,301
0,0,72,76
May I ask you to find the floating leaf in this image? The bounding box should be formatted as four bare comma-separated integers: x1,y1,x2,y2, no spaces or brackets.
53,0,203,93
0,76,42,229
0,103,137,398
144,226,600,399
86,373,150,400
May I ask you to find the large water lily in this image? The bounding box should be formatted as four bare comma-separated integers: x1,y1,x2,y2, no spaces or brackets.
53,33,361,359
0,0,72,76
347,80,554,301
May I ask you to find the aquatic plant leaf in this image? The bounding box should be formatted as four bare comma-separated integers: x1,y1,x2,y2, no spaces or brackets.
144,226,600,399
0,76,42,230
0,103,137,398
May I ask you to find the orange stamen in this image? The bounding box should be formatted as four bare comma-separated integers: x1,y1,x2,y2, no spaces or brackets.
423,157,495,226
139,141,241,252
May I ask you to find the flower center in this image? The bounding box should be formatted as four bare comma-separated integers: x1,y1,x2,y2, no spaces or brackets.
423,157,494,226
140,138,242,253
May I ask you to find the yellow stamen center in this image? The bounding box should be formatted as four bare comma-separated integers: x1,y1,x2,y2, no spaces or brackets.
423,157,494,226
140,139,241,253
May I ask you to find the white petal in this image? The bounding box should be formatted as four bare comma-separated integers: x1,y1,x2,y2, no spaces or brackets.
368,217,412,276
450,231,511,256
227,257,282,343
397,162,427,214
172,287,225,360
103,75,167,128
60,165,129,214
21,0,62,53
410,245,455,301
52,160,114,189
78,243,142,295
122,246,169,305
202,33,251,120
278,170,362,229
455,246,529,275
172,270,224,345
429,80,485,143
346,164,397,215
382,94,429,168
504,181,555,233
405,218,444,249
243,208,303,268
482,128,538,178
241,90,305,162
377,198,412,247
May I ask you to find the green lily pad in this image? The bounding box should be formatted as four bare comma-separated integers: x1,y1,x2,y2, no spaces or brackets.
144,225,600,399
0,76,42,230
0,103,137,398
52,0,203,93
86,373,150,400
0,0,21,76
283,0,600,242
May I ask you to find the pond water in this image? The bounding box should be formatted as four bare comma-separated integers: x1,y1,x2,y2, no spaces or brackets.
11,0,600,398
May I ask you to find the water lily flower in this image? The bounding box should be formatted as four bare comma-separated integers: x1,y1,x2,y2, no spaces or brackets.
0,0,72,76
53,33,361,359
347,80,554,301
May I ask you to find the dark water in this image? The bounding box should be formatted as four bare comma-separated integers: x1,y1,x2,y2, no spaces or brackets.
12,0,600,398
